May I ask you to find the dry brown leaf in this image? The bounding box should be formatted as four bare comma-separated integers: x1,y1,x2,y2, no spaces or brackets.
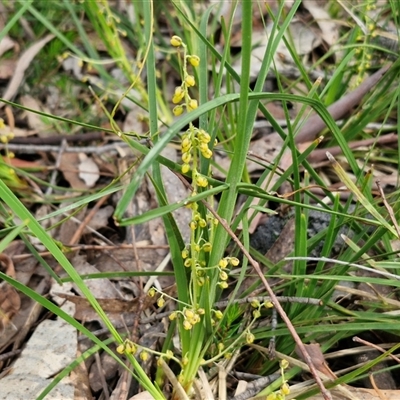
78,153,100,188
300,388,400,400
0,34,55,108
0,35,16,57
302,0,339,47
0,59,17,80
59,153,89,190
295,343,337,380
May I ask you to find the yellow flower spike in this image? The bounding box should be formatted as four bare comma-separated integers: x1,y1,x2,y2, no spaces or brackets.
171,35,183,47
185,75,196,87
116,344,125,354
182,163,190,174
140,351,149,361
183,320,192,330
182,152,191,164
187,99,198,111
173,105,184,116
187,54,200,67
169,311,177,320
219,258,228,269
157,297,165,307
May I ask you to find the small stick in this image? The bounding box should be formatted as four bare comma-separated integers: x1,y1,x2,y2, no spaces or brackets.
353,336,400,364
376,180,400,239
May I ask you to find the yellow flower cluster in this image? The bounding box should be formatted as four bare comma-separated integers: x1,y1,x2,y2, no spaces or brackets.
180,128,213,175
169,307,204,331
170,35,200,117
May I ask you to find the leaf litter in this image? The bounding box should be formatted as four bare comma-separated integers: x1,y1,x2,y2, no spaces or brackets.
0,1,400,399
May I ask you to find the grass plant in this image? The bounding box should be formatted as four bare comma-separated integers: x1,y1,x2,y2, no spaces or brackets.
1,0,400,399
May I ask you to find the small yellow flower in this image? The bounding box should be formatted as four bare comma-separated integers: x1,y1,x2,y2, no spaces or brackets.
197,308,205,315
185,75,196,87
184,308,195,319
173,105,184,116
116,344,125,354
265,301,274,308
181,136,191,152
219,270,228,281
253,309,261,318
190,220,197,230
169,311,177,320
251,300,260,308
202,242,212,252
230,257,240,266
140,351,149,361
219,281,228,289
187,99,198,111
171,35,183,47
0,135,8,144
198,130,211,143
148,288,156,297
181,248,189,259
281,382,290,395
201,148,213,159
218,342,224,352
166,350,174,359
280,359,289,370
195,174,208,187
183,320,192,330
182,152,191,164
172,86,185,104
182,163,190,174
182,355,189,366
157,297,165,307
214,310,223,319
198,218,207,228
246,332,255,344
184,258,192,267
187,55,200,67
219,258,228,269
0,118,4,129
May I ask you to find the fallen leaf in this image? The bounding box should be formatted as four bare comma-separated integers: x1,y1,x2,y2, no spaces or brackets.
0,34,55,108
78,153,100,188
